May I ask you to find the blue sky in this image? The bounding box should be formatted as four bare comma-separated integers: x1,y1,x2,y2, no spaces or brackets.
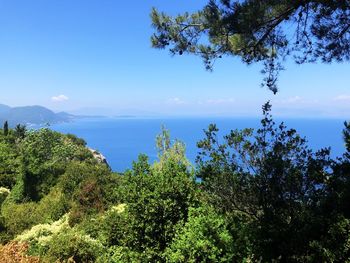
0,0,349,118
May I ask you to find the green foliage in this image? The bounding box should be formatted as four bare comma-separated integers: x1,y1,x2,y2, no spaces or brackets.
59,162,113,201
3,121,8,136
36,186,70,222
58,162,120,226
45,227,104,263
307,215,350,263
10,128,96,202
0,187,10,205
15,214,103,262
0,128,99,242
15,214,69,256
165,206,247,263
1,113,350,262
156,125,171,157
155,126,192,169
101,133,199,262
21,129,93,169
151,1,350,92
96,204,128,247
66,133,87,147
196,102,334,261
14,124,27,140
2,186,68,238
68,178,105,226
2,202,42,236
0,139,20,189
96,245,147,263
0,126,111,258
117,154,197,261
6,172,25,203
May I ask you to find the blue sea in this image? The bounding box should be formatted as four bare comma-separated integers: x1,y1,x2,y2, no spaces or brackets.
51,117,347,172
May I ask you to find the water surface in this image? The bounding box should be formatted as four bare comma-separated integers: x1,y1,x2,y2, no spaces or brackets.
52,117,346,172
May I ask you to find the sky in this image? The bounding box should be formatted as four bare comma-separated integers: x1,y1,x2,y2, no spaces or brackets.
0,0,349,118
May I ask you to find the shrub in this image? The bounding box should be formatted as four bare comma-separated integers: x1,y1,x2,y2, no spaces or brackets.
58,162,121,226
35,187,69,222
15,214,69,256
0,187,10,205
2,186,67,238
2,202,43,236
165,206,238,263
96,204,128,247
96,246,156,263
45,227,104,263
0,241,40,263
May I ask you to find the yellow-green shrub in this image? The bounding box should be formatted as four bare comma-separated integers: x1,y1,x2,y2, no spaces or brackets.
45,227,104,263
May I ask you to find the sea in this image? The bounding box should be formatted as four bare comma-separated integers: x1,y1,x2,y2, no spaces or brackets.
51,117,347,172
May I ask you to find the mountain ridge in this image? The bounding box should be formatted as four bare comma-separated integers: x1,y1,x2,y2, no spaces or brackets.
0,104,76,127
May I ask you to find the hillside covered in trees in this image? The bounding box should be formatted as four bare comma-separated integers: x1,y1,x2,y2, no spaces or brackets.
0,103,350,262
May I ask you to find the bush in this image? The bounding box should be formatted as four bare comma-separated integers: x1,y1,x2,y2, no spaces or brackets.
15,214,69,256
35,187,69,222
58,162,120,226
97,246,158,263
45,227,104,263
96,204,128,247
165,206,239,263
2,186,68,238
2,202,43,236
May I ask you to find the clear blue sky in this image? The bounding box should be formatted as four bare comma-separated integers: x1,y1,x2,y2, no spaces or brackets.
0,0,349,118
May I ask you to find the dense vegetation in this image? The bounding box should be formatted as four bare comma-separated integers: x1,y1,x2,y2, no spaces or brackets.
0,102,349,262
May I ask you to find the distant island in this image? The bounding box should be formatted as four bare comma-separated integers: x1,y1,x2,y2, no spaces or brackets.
0,104,83,127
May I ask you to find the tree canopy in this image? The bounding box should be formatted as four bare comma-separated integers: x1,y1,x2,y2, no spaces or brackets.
151,0,350,93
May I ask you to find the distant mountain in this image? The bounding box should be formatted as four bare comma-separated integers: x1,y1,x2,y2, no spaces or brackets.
0,104,77,127
56,111,76,120
0,104,11,114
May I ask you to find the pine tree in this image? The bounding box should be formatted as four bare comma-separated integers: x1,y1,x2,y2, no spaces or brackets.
3,121,9,136
343,121,350,152
151,1,350,93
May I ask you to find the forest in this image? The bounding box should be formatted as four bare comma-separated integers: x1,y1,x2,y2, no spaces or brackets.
0,103,350,262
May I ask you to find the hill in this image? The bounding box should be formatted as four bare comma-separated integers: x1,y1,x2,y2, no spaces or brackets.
0,104,11,114
0,104,76,126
